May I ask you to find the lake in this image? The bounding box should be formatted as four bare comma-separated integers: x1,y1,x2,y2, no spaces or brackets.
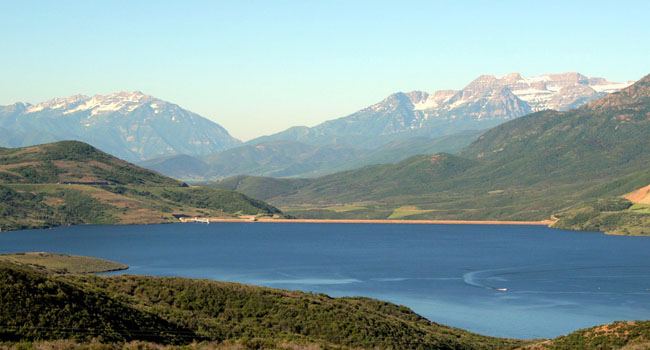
1,222,649,339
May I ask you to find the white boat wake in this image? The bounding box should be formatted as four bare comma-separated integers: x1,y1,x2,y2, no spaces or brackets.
463,268,511,291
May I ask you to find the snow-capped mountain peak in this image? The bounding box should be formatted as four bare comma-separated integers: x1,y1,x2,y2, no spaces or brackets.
281,72,633,149
457,72,633,112
65,91,155,116
2,91,241,162
25,91,159,116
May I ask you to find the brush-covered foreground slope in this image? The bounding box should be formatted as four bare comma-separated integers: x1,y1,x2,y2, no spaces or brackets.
517,321,650,350
212,74,650,228
0,262,189,344
0,141,282,231
0,261,526,350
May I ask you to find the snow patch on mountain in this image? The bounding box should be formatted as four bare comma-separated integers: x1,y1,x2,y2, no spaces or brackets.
591,81,636,93
407,72,632,115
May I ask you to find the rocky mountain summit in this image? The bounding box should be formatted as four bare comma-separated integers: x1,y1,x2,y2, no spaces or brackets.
249,72,633,148
0,91,240,161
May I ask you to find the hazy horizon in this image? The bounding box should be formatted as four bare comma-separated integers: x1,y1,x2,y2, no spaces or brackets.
2,0,648,141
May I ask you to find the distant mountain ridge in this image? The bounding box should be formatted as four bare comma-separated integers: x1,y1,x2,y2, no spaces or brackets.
248,72,633,148
139,72,632,181
140,130,483,181
0,91,240,162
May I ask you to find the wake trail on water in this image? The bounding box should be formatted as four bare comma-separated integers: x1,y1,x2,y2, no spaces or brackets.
463,268,511,291
462,264,649,292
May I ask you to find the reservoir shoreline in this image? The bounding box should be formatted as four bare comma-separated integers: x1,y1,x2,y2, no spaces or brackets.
202,218,555,226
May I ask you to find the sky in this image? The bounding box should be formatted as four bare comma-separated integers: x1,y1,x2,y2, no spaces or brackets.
1,0,649,141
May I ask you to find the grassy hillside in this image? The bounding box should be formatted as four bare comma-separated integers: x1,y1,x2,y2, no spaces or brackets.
0,183,282,231
0,141,283,231
0,252,128,274
0,261,527,350
209,75,650,233
214,155,645,222
211,174,313,202
551,180,650,235
0,141,183,186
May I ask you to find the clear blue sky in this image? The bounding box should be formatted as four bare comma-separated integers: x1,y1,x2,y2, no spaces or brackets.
2,0,649,140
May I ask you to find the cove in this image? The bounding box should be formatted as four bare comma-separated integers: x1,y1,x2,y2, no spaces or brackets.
1,222,649,339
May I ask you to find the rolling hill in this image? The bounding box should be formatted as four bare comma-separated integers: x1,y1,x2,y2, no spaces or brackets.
0,140,183,186
0,141,282,231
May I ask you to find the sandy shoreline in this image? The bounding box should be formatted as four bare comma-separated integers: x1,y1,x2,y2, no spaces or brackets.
202,218,554,226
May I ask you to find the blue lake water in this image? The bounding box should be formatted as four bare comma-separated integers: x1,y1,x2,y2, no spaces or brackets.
1,222,649,339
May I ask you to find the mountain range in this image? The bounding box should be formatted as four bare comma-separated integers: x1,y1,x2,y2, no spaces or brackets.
138,72,632,180
0,72,634,184
247,72,633,148
212,73,650,234
0,91,240,162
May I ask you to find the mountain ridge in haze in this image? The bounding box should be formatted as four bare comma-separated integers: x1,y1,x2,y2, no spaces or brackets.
139,130,484,181
141,72,631,181
247,72,633,148
0,91,241,162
